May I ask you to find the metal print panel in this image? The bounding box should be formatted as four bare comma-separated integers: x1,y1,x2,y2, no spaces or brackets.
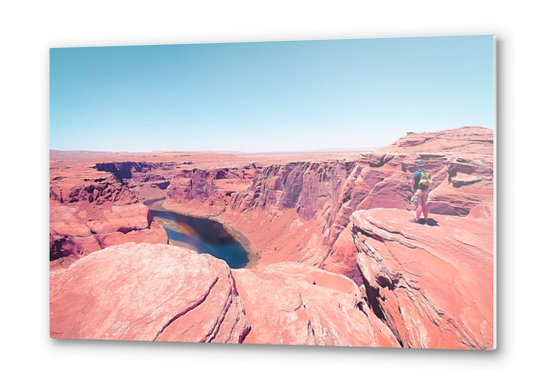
49,35,495,349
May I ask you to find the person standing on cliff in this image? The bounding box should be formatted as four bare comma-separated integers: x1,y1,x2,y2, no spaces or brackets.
409,160,431,224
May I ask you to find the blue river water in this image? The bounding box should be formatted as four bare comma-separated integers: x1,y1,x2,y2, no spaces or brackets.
149,209,249,269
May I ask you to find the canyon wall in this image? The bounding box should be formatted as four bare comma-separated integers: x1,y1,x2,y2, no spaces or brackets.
50,126,494,349
49,163,168,272
164,126,493,281
351,209,493,349
94,161,178,201
160,126,494,349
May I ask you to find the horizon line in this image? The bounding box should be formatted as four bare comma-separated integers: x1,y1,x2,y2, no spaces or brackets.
49,146,382,155
49,125,493,154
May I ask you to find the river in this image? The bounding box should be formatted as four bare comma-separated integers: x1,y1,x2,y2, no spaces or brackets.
149,209,249,269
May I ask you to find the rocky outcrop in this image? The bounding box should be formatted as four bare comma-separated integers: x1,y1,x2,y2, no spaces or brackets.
164,160,362,268
49,126,494,349
321,221,363,285
163,127,493,277
378,126,493,154
166,165,261,215
49,173,167,262
232,263,399,347
94,162,178,201
50,243,250,343
351,209,493,350
50,243,399,346
159,127,494,350
428,157,494,216
49,173,137,206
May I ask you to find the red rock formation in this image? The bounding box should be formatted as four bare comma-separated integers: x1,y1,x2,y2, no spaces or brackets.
94,161,178,201
351,209,493,350
428,157,494,216
166,166,259,215
159,127,494,350
322,221,363,285
49,169,168,263
232,263,399,347
49,126,494,349
378,126,493,154
162,127,493,278
50,243,250,343
164,160,362,267
50,243,399,347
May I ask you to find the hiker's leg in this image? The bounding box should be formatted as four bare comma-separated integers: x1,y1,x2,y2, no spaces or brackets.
422,191,429,219
412,189,422,221
416,204,423,221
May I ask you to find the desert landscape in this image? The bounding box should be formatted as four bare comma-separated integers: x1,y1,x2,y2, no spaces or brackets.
50,125,494,349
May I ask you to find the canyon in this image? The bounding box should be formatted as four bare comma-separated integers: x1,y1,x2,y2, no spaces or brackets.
50,126,494,349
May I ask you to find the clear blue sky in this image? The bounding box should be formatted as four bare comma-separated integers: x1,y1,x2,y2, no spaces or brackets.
50,35,494,152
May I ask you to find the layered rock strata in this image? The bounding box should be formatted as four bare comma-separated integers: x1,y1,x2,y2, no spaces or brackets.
164,127,493,280
94,161,178,201
351,209,493,349
233,263,399,347
49,126,494,349
49,171,167,265
50,243,397,347
50,243,251,343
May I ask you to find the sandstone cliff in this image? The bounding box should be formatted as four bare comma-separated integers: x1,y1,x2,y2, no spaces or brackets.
94,161,177,201
163,127,493,277
50,243,250,343
351,209,493,349
49,126,494,349
159,126,494,349
50,242,396,347
49,167,168,267
233,262,399,347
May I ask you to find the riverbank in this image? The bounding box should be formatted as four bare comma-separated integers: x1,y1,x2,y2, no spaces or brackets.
154,200,261,269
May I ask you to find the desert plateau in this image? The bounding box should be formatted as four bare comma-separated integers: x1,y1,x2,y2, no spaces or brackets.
50,126,494,349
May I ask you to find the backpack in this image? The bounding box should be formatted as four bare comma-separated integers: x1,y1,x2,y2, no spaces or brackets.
419,170,431,188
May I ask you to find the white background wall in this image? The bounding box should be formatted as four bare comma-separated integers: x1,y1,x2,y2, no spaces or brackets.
1,1,540,383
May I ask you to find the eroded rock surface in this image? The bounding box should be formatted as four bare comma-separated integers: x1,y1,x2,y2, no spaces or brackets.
49,169,168,263
351,209,493,350
50,243,250,343
49,126,494,349
377,126,493,154
94,161,178,201
232,263,399,347
164,127,494,276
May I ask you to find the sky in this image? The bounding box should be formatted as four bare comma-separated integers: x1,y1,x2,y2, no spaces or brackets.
50,35,494,152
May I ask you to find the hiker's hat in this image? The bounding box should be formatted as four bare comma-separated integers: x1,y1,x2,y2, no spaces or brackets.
417,160,426,167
